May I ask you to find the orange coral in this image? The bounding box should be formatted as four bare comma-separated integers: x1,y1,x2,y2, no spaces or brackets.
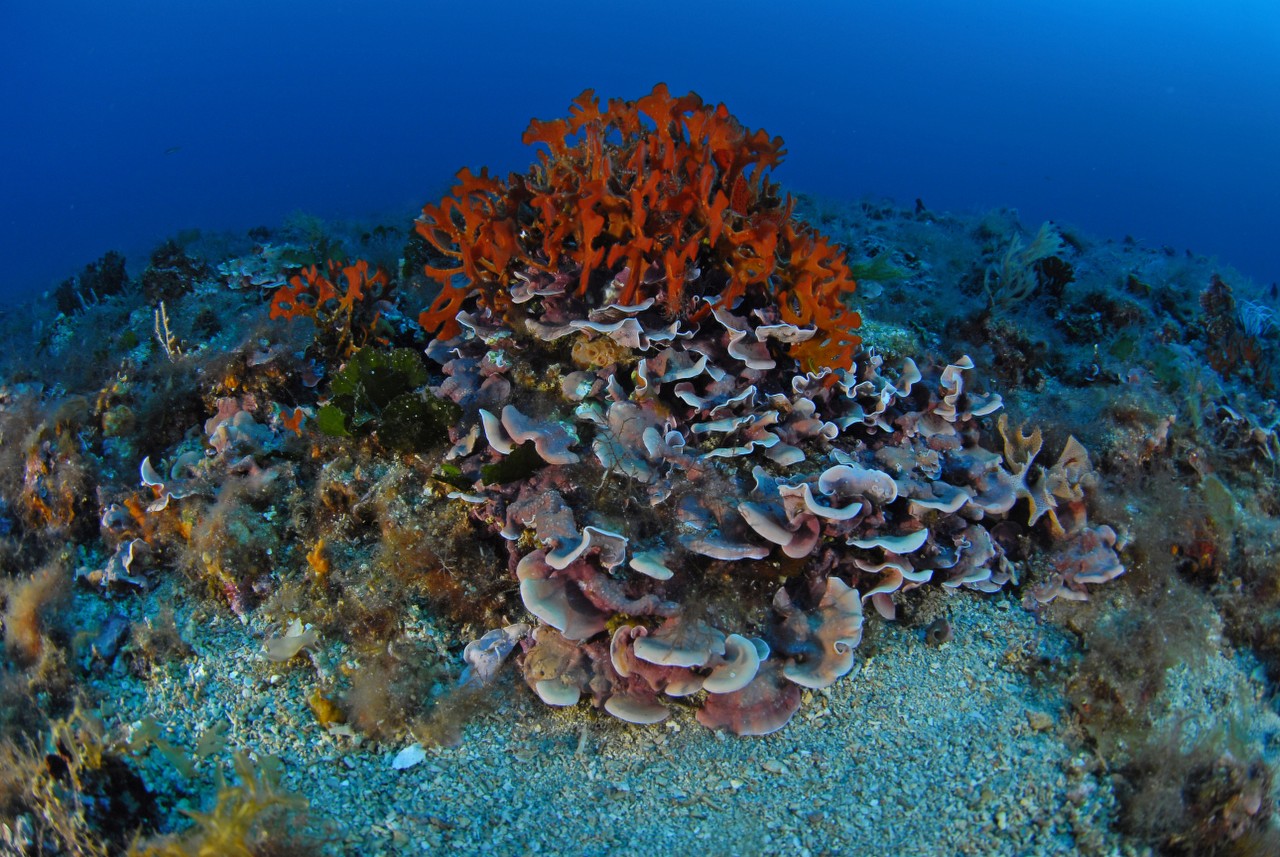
416,84,861,369
279,407,305,437
270,259,389,357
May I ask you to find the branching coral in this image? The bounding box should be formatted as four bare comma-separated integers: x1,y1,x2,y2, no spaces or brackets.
415,84,862,371
270,259,391,358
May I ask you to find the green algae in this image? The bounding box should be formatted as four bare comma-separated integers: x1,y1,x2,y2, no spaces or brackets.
317,346,459,452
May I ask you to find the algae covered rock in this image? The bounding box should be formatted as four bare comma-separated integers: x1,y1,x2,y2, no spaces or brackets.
316,346,459,452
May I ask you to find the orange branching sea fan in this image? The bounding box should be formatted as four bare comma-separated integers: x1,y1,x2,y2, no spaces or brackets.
415,84,862,370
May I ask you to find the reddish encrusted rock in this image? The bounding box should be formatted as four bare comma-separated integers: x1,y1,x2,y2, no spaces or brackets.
1027,524,1126,605
773,577,864,690
696,661,803,736
522,626,591,706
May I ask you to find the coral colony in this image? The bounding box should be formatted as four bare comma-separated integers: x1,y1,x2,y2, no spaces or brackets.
143,85,1122,735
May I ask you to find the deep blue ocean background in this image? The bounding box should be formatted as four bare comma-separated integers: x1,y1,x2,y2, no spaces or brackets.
2,0,1277,303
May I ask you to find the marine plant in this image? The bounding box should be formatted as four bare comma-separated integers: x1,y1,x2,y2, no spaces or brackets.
51,88,1129,760
0,705,158,856
983,221,1067,309
313,345,460,452
128,752,308,857
2,560,69,667
3,70,1278,853
278,211,348,268
1200,274,1274,391
53,251,130,316
0,393,96,548
141,240,209,304
847,252,906,284
1118,717,1278,855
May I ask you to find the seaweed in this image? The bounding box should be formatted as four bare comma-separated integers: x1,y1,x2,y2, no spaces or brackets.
1066,578,1210,747
3,560,70,666
983,222,1067,309
847,252,907,283
0,706,159,856
1118,719,1278,856
128,752,309,857
316,346,459,452
54,251,130,316
480,439,546,484
141,240,210,304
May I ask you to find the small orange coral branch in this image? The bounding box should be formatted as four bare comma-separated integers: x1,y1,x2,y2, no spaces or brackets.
268,278,314,321
279,407,305,437
269,260,389,356
415,84,861,370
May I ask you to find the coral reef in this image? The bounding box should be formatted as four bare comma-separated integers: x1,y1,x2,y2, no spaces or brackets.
391,88,1125,734
21,88,1127,748
7,83,1279,852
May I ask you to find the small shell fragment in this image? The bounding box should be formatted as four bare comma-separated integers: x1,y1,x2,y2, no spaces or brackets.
392,744,427,770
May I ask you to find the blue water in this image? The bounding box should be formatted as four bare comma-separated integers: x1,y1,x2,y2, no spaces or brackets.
2,0,1277,302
